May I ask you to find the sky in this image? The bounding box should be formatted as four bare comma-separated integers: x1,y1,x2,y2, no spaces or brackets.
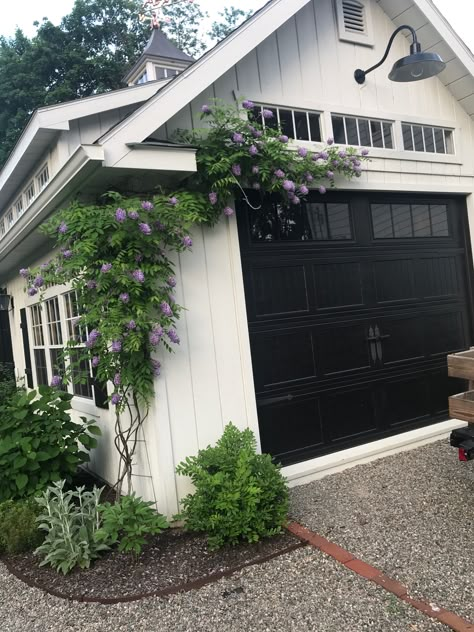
0,0,473,54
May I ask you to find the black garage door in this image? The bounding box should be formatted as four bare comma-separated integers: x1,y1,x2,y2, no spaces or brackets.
237,192,473,466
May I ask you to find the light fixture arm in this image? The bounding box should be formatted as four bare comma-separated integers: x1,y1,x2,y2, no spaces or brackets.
354,25,420,84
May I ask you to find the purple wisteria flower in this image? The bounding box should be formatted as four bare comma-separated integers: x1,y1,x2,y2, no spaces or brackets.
305,173,314,182
332,159,340,167
111,340,122,353
128,211,139,220
92,356,100,368
338,150,347,159
298,147,308,158
232,164,242,177
161,301,173,317
19,268,29,278
209,192,218,205
320,151,329,160
135,253,143,262
312,153,320,161
279,135,289,143
361,148,370,156
224,206,235,216
115,208,126,222
354,165,362,174
283,180,296,192
101,263,112,273
327,137,334,145
113,373,121,386
58,222,68,234
63,250,72,259
242,99,254,110
132,269,145,283
141,201,154,211
287,192,295,200
86,329,100,348
252,183,261,190
149,326,164,346
50,375,61,387
33,275,44,288
119,292,129,303
252,129,263,138
111,393,121,406
27,287,38,297
168,197,178,206
232,132,244,144
139,222,152,235
319,185,327,194
298,185,309,196
352,159,361,167
151,359,161,377
125,319,136,330
87,280,97,290
249,145,258,156
291,196,301,205
167,276,177,288
252,165,259,175
201,104,211,114
262,109,274,119
182,236,193,248
155,220,165,231
326,171,334,180
274,169,285,179
167,329,180,344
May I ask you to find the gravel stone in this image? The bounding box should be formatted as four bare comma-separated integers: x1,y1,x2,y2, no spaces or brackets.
0,547,446,631
290,439,474,623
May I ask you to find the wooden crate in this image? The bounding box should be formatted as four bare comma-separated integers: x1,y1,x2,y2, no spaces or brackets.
449,390,474,424
448,348,474,382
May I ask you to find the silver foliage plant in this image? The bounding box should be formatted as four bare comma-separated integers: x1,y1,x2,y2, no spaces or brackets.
34,480,109,574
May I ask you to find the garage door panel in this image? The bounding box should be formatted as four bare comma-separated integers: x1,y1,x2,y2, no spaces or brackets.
373,258,416,303
250,263,310,318
416,256,460,299
318,322,372,375
321,386,378,443
423,311,468,357
313,261,364,309
377,316,424,366
380,373,431,428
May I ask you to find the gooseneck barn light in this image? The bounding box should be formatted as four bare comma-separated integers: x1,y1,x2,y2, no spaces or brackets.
354,24,446,84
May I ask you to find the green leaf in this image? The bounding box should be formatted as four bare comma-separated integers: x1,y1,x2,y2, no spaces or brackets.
15,474,28,490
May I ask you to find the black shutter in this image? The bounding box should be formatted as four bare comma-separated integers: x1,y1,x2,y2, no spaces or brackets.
19,308,33,388
92,367,109,409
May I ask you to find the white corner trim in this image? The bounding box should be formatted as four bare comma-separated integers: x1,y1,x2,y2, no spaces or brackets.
283,419,467,487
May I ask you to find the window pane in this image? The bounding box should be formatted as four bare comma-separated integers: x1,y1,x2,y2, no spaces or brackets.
383,123,393,149
279,109,294,138
430,205,449,236
423,127,435,153
444,130,454,154
46,297,63,346
279,204,309,240
305,203,329,240
251,106,263,123
412,125,424,151
434,128,446,154
345,118,358,145
31,305,45,346
358,119,371,147
391,204,413,237
249,202,278,242
294,111,309,140
327,204,352,240
412,204,431,236
264,109,278,130
50,349,66,390
402,124,414,150
70,351,93,399
370,120,383,148
308,113,321,142
34,349,48,386
332,116,346,144
371,204,393,238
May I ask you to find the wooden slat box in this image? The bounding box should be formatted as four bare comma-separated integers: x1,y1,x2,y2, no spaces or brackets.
449,390,474,424
448,349,474,382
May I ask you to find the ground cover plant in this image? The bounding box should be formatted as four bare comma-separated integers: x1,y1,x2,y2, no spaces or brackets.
0,499,43,554
176,423,289,550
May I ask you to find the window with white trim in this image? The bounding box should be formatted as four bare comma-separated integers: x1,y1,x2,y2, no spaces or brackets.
154,66,179,80
24,181,35,207
36,164,49,192
251,104,321,142
136,71,148,85
63,291,93,399
402,123,454,154
30,304,49,386
7,209,14,229
14,195,24,219
0,219,4,237
331,114,394,149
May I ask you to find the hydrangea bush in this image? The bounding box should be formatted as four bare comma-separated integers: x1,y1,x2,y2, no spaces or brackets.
21,99,367,494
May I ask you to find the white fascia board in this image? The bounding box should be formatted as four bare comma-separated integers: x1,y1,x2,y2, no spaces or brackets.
111,145,197,172
100,0,311,164
0,112,41,190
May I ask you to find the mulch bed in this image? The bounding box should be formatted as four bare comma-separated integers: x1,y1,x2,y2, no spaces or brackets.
4,528,302,604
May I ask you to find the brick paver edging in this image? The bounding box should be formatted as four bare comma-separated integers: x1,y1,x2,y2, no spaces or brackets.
287,522,474,632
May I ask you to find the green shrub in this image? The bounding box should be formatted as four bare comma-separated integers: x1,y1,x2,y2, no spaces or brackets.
176,423,289,550
35,481,109,574
0,363,19,403
95,494,169,556
0,386,101,501
0,499,43,554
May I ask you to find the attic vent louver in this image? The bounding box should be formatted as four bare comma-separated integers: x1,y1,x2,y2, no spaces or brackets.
335,0,374,47
342,0,365,34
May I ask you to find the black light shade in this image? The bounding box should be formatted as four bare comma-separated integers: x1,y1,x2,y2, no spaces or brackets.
389,51,446,82
0,294,12,311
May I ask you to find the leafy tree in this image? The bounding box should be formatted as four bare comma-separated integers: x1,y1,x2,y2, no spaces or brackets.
207,7,253,43
161,2,208,58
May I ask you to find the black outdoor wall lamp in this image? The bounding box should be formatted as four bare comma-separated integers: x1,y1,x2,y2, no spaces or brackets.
0,292,13,312
354,24,446,84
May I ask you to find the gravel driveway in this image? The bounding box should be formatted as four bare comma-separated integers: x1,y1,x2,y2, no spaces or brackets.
1,546,447,631
291,439,474,624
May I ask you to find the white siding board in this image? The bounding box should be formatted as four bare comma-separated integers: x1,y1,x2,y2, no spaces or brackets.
294,3,322,104
190,87,216,130
235,50,261,101
213,68,239,103
377,0,414,20
276,18,303,100
255,34,283,102
313,0,343,105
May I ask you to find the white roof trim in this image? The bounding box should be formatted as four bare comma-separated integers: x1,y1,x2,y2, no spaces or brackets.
100,0,311,163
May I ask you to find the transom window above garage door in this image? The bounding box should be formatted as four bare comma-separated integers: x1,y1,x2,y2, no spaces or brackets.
251,104,321,142
332,114,393,149
371,203,449,239
250,200,353,242
402,123,454,154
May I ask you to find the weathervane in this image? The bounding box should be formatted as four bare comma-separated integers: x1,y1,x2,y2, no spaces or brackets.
139,0,192,29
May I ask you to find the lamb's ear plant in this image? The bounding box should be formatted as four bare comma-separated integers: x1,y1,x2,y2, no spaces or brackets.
34,480,109,574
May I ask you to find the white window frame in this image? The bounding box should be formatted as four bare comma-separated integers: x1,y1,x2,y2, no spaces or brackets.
401,122,455,155
6,209,14,229
331,113,395,150
14,195,24,219
252,103,322,143
36,163,49,192
24,180,35,207
0,219,4,237
63,291,94,400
